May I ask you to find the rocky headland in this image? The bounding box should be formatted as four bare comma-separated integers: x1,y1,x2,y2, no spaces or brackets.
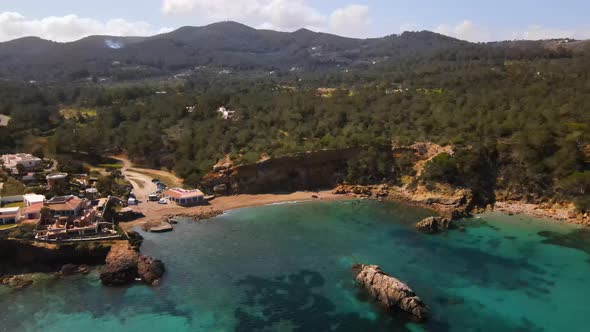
100,242,165,287
352,264,428,320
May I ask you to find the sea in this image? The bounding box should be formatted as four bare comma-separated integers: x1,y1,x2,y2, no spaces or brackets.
1,200,589,332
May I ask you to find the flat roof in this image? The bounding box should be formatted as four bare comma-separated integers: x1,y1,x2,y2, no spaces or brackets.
0,207,20,213
164,188,204,199
24,194,46,203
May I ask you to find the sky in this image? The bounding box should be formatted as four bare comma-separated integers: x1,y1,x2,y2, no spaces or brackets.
0,0,589,42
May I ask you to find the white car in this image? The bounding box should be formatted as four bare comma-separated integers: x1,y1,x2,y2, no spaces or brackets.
158,198,168,205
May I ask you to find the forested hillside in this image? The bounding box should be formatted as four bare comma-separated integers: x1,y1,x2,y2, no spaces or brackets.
0,29,589,211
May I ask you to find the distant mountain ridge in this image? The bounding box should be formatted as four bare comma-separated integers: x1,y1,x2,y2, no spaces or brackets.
0,21,585,82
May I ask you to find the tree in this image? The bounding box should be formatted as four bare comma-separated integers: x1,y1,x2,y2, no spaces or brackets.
421,153,458,185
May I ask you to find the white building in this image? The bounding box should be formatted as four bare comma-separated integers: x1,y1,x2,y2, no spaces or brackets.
0,207,21,225
1,153,42,174
217,107,236,120
24,194,46,206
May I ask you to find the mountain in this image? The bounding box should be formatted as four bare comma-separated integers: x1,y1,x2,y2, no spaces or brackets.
0,21,471,81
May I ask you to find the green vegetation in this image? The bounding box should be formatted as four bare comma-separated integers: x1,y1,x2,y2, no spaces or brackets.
2,202,25,208
0,224,18,231
7,223,36,240
0,178,26,196
0,36,588,209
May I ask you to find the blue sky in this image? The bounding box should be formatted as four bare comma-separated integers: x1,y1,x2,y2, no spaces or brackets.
1,0,588,42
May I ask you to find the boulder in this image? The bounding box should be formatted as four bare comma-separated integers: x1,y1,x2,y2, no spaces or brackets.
0,275,34,290
352,264,428,320
59,264,90,276
416,216,452,234
137,256,166,286
100,243,139,286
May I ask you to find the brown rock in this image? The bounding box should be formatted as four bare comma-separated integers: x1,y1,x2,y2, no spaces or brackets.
0,275,34,290
137,255,166,286
416,216,452,234
100,243,139,286
352,264,428,320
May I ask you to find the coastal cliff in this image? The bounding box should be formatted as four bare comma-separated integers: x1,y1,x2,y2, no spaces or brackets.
201,142,588,225
0,239,116,276
201,148,363,195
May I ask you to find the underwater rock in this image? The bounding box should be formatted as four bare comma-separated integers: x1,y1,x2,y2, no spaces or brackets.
416,216,452,234
352,264,428,320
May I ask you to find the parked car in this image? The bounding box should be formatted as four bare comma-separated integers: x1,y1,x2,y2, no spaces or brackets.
158,198,168,205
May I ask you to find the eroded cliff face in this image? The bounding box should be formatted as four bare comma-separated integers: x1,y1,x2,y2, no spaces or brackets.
0,239,117,276
202,148,363,195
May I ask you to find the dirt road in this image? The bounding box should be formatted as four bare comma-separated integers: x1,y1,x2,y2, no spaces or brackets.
113,155,182,201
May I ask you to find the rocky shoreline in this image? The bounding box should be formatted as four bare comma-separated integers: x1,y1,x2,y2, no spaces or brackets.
0,236,165,290
332,184,589,227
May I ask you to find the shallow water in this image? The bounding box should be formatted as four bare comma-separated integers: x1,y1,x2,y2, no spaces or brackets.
1,200,590,332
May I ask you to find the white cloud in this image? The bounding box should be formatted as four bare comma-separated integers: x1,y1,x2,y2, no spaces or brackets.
435,19,590,42
162,0,372,36
0,12,169,42
329,5,370,38
434,20,492,42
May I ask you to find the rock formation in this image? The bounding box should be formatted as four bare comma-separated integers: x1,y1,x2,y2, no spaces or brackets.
99,243,165,287
352,264,428,320
416,216,453,234
58,264,90,276
201,148,364,195
0,275,34,290
100,243,139,286
137,256,166,286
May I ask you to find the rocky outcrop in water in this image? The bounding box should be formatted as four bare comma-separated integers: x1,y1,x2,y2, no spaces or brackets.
100,243,139,286
416,216,453,234
137,256,165,286
58,264,90,276
352,264,428,320
100,243,165,287
0,275,34,290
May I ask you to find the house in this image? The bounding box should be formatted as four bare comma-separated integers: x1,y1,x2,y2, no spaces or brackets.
23,203,43,221
0,207,21,225
217,107,236,120
0,114,10,127
46,195,87,218
163,188,205,207
24,193,46,206
1,153,42,174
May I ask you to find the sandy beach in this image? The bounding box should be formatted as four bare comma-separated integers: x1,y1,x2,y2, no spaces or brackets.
121,190,347,231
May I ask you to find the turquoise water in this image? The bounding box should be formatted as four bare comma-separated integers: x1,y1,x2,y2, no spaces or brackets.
1,200,590,332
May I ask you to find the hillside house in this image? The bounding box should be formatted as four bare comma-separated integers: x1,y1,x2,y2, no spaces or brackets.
217,107,236,120
1,153,42,174
163,188,205,207
0,207,21,225
46,195,87,219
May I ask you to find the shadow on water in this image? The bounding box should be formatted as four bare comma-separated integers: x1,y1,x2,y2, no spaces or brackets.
233,270,442,332
538,229,590,258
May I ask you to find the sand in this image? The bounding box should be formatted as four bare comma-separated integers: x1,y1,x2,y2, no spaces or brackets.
121,191,347,232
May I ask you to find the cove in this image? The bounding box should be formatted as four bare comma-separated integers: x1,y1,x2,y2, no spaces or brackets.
1,200,590,332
